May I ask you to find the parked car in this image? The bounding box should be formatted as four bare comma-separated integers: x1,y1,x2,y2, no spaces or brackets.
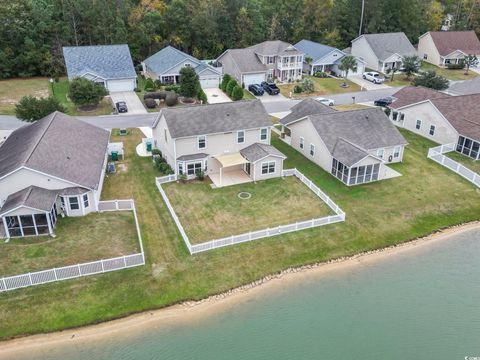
374,97,394,107
248,84,264,96
363,72,385,84
316,97,335,106
116,101,128,113
261,81,280,95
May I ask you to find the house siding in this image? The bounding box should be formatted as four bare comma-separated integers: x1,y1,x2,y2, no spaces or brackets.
252,156,284,181
351,36,380,71
217,52,244,84
152,115,176,166
418,33,442,66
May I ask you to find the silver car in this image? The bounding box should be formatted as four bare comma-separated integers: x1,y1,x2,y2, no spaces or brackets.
363,72,385,84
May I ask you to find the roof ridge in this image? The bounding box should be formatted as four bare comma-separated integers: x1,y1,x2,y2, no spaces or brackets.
336,136,368,153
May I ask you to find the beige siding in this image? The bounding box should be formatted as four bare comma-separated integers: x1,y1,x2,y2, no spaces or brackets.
418,33,441,66
351,36,380,71
152,115,176,166
288,119,333,172
252,156,284,181
367,145,405,164
217,52,243,84
394,102,459,144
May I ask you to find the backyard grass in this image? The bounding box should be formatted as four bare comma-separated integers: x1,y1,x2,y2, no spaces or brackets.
421,62,478,81
0,128,479,340
0,77,50,114
243,88,256,100
163,177,333,244
446,150,480,174
278,76,362,98
333,103,371,111
383,75,413,87
0,212,139,277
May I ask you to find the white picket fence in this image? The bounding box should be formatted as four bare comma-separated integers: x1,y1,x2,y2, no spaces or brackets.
156,169,345,255
428,144,480,188
0,199,145,293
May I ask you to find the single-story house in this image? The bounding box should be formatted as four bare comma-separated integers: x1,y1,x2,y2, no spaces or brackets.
142,46,222,89
152,100,286,187
418,31,480,67
63,44,137,92
350,32,417,73
389,86,480,160
281,100,407,185
0,112,110,239
294,39,366,76
216,40,304,87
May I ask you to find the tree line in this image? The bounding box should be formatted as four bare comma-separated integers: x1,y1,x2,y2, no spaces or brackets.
1,0,479,79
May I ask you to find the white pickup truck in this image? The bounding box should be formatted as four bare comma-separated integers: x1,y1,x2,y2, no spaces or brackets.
363,72,385,84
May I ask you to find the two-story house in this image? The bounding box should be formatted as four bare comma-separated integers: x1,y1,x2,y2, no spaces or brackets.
152,100,286,187
216,40,304,87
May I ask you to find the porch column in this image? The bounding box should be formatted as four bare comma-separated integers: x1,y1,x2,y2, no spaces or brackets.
310,66,314,76
46,212,53,235
31,214,38,236
18,216,24,237
2,216,10,239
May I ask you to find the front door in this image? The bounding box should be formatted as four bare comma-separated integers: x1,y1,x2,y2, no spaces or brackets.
245,162,251,175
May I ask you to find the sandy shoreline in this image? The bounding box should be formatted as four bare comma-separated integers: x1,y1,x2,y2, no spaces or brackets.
1,221,479,357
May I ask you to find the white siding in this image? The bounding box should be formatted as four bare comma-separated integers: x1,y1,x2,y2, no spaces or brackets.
417,33,442,66
351,36,380,71
253,156,284,181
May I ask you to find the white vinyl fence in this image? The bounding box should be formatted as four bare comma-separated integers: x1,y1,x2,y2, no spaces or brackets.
156,169,345,255
428,144,480,188
0,200,145,293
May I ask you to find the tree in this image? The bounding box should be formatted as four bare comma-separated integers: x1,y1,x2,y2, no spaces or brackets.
337,55,357,85
220,74,232,91
401,55,421,79
301,78,314,93
144,78,155,91
412,70,449,90
198,88,208,103
425,0,445,31
231,85,244,101
68,77,108,107
463,54,479,74
179,66,200,98
226,79,238,96
15,96,66,122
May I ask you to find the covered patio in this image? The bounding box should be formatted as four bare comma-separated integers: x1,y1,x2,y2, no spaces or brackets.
209,153,252,188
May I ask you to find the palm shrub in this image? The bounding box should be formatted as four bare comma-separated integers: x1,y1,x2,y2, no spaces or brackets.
231,85,244,100
15,96,66,121
337,55,357,84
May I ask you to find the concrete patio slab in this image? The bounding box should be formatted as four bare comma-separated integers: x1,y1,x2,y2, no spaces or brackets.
204,88,232,104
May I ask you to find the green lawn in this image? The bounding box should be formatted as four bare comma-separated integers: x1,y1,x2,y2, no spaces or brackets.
163,177,333,244
0,128,479,340
421,62,478,81
0,212,139,277
278,76,362,98
383,75,413,87
446,150,480,174
0,77,50,114
242,89,256,100
333,104,371,111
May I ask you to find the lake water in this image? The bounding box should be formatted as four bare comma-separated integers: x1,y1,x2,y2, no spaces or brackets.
7,229,480,360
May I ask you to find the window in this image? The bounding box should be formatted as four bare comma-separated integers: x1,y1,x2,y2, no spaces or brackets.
400,113,405,121
423,54,428,60
393,146,401,158
429,125,436,136
187,162,202,175
415,119,422,130
184,63,191,67
83,194,89,208
392,111,398,121
198,135,206,149
237,130,245,144
178,162,184,175
299,137,304,150
376,148,384,159
69,196,79,210
261,161,276,174
310,144,315,157
164,129,168,143
260,128,268,141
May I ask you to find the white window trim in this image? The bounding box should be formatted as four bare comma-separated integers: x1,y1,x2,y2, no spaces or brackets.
299,137,304,150
393,146,401,158
429,124,436,136
197,135,206,149
376,148,384,159
415,119,422,130
83,194,89,208
69,196,79,211
260,128,268,141
237,130,245,144
261,161,276,175
309,143,315,157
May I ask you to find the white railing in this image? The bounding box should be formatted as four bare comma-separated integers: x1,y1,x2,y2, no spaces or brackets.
427,144,480,188
1,199,145,293
157,173,177,184
156,169,345,255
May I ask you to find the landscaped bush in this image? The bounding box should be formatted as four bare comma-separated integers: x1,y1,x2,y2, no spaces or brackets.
144,78,155,91
447,62,464,70
164,84,180,93
220,74,232,91
198,88,208,103
384,107,391,116
301,78,315,93
226,79,238,96
134,87,141,92
15,96,66,122
144,98,157,109
314,71,327,78
231,85,244,101
195,170,205,180
159,162,174,174
154,80,164,89
68,77,107,107
412,70,449,90
179,67,201,98
144,92,168,100
151,148,162,156
293,85,303,93
165,92,178,106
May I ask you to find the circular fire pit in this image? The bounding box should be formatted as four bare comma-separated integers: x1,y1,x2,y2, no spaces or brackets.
237,192,252,200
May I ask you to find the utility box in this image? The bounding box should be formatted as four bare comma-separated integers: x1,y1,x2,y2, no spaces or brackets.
111,151,118,161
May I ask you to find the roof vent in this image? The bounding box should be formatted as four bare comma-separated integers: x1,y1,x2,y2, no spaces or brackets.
226,113,230,117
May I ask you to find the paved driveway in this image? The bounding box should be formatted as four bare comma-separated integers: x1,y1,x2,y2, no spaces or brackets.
257,92,288,102
110,92,147,115
204,88,232,104
349,75,391,90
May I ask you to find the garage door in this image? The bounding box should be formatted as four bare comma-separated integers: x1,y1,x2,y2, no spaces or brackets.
199,76,220,89
243,73,266,87
351,63,365,76
107,79,135,92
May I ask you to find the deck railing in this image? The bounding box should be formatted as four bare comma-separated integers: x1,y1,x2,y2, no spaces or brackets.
156,169,345,254
0,199,145,293
427,144,480,188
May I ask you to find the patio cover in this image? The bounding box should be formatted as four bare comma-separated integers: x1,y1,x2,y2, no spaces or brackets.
213,152,249,167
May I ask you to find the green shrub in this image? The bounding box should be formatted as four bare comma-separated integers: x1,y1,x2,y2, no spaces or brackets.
144,78,155,91
226,79,238,96
196,170,205,180
293,85,303,93
151,148,162,156
446,62,464,70
165,92,178,106
154,80,163,89
144,98,157,109
231,85,244,100
179,66,201,98
301,78,315,93
314,71,327,78
198,88,208,103
220,74,232,91
15,96,66,122
164,85,180,93
68,77,107,107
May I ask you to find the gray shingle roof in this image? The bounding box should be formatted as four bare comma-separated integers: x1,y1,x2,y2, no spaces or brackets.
0,112,110,189
294,40,338,63
249,40,303,56
240,143,286,163
63,44,136,80
280,98,336,125
307,108,407,164
221,48,267,73
332,138,370,167
177,153,209,161
361,32,416,61
390,86,449,109
0,186,58,215
143,46,205,76
155,100,271,138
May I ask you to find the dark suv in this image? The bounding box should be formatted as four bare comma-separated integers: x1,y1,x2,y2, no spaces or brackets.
115,101,128,113
248,84,264,96
261,81,280,95
373,97,393,107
